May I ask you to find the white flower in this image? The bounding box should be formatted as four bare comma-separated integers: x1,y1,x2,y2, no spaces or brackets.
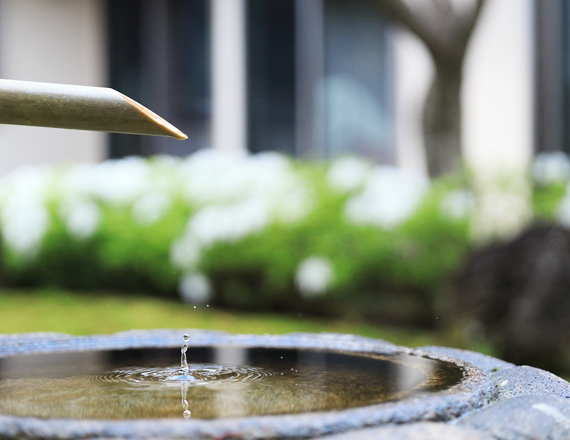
274,187,312,224
295,256,334,298
60,198,101,239
181,149,248,204
171,150,314,271
440,189,476,220
533,151,570,186
472,191,531,241
170,235,202,270
61,156,150,205
186,150,312,223
187,198,270,247
1,196,50,258
0,165,54,201
344,166,429,229
181,150,312,221
327,156,372,193
132,191,171,225
179,273,212,304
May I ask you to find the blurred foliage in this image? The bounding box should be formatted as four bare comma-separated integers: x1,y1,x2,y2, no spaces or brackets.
5,150,568,329
532,182,567,220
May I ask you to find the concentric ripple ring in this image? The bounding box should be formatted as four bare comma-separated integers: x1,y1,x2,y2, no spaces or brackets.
85,364,278,388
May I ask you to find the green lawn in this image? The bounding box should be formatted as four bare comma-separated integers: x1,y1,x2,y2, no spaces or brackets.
0,289,461,349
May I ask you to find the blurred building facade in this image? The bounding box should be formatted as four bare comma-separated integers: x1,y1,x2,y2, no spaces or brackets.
0,0,537,176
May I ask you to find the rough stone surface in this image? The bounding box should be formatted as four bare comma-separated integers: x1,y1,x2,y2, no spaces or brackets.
314,422,493,440
491,366,570,401
458,395,570,440
418,346,515,373
0,330,495,440
2,331,570,439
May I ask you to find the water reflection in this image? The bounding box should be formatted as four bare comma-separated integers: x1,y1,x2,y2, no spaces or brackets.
181,381,191,418
397,355,434,393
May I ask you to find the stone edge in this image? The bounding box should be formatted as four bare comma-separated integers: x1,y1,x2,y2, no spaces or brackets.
0,330,497,440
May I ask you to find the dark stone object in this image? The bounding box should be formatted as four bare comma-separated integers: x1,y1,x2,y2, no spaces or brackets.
458,395,570,440
0,330,494,440
453,224,570,373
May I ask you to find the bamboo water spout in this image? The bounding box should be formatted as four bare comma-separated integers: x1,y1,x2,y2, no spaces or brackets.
0,79,187,139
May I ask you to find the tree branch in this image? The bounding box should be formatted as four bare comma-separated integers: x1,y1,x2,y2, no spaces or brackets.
432,0,454,19
462,0,487,39
369,0,487,65
367,0,445,57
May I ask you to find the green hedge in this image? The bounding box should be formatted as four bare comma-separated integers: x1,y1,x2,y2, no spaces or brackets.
6,150,564,326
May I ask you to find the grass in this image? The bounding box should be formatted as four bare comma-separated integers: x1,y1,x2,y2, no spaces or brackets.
0,289,458,349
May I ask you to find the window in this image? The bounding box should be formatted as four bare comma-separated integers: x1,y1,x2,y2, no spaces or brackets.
107,0,210,158
323,0,394,162
107,0,394,161
247,0,296,155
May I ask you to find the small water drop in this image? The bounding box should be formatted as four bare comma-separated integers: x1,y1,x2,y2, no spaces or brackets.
193,306,196,309
280,356,283,359
183,410,191,418
183,334,190,342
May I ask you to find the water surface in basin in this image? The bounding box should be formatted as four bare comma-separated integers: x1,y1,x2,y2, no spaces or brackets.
0,345,463,419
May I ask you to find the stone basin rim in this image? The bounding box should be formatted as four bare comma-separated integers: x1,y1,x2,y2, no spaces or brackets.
0,329,496,440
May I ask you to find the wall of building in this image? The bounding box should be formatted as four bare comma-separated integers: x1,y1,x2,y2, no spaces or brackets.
0,0,535,181
463,0,534,175
394,27,432,175
0,0,107,175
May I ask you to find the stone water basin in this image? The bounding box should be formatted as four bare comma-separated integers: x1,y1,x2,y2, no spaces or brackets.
0,330,495,439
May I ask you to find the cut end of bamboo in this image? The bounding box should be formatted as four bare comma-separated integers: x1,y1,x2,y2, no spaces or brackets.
120,94,188,140
0,79,189,139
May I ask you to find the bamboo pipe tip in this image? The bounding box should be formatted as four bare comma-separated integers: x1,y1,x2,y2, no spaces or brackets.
120,93,188,140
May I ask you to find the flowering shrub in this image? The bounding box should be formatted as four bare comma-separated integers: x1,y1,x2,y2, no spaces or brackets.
0,150,482,325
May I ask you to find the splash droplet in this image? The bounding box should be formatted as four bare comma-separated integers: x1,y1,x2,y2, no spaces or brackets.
181,335,189,373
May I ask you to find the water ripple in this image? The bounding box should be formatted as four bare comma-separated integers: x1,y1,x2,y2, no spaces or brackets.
85,364,277,388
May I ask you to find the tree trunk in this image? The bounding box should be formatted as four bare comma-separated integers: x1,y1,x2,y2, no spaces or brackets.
363,0,486,176
423,63,463,178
